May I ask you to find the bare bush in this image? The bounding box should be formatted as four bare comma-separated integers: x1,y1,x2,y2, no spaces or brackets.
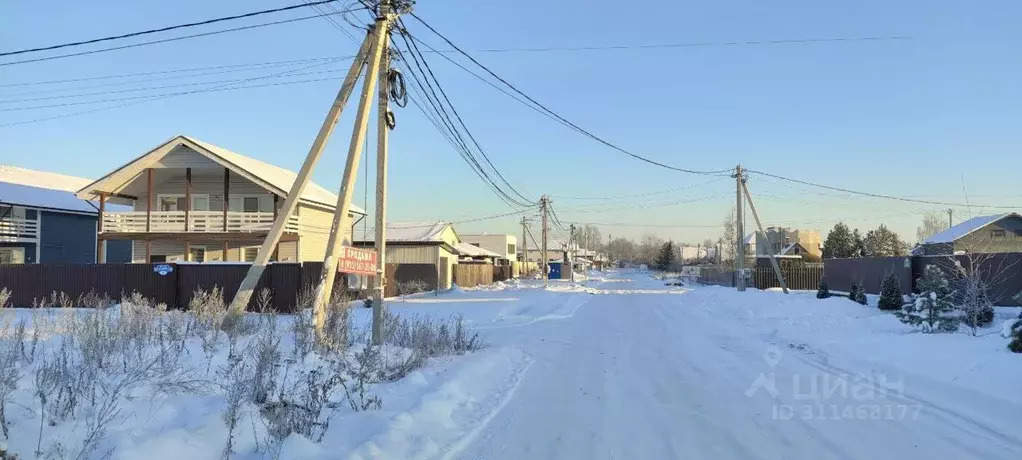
290,309,314,361
77,290,112,309
52,291,74,309
319,293,352,354
395,280,430,296
248,312,281,405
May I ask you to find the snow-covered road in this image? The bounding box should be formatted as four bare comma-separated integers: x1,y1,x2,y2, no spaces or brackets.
442,273,1022,460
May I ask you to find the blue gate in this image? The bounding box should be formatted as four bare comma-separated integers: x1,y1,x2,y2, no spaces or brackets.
548,262,562,279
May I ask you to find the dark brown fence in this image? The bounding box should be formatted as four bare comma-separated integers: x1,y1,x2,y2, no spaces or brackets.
697,266,735,287
0,262,439,311
753,263,824,291
453,263,494,287
493,265,512,283
823,256,912,295
913,253,1022,305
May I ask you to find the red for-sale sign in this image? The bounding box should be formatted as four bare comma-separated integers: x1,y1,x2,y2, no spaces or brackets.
337,246,377,275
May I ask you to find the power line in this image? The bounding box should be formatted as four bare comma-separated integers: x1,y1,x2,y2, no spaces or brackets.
0,7,365,67
442,36,910,54
0,58,339,128
746,169,1018,209
406,12,733,176
1,0,347,58
396,23,533,204
551,177,725,200
0,57,338,88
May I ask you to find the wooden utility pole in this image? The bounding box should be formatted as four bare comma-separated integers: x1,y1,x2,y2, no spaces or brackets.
569,223,576,282
520,216,528,277
228,1,407,340
742,179,789,294
541,195,549,287
371,18,392,345
227,38,373,316
947,208,954,228
313,14,390,331
734,165,746,291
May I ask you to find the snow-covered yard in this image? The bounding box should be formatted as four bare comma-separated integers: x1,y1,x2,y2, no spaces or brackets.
1,270,1020,459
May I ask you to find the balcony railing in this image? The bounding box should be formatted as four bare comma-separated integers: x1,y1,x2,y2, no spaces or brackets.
0,217,39,240
101,211,300,234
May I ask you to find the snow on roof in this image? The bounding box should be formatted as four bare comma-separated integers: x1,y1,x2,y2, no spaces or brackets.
744,233,755,244
0,165,130,213
922,213,1019,244
0,165,92,192
184,136,364,214
455,242,501,258
355,222,452,243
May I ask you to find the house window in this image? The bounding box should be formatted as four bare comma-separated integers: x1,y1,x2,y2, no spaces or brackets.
991,229,1006,239
158,195,210,211
229,196,272,213
0,248,25,264
149,255,167,263
189,246,206,262
508,243,516,255
243,247,259,262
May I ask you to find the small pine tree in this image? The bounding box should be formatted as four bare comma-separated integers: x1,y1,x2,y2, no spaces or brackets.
877,273,903,311
655,241,677,272
816,280,830,299
848,282,867,305
854,284,868,305
896,265,959,333
1009,320,1022,353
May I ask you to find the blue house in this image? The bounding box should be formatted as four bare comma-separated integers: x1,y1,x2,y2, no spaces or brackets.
0,166,131,263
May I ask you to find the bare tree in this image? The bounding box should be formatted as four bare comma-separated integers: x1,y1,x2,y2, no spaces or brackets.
638,233,664,266
917,211,948,243
718,208,737,269
606,237,636,263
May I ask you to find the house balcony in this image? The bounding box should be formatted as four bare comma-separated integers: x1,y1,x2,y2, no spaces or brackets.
0,217,40,242
100,211,300,240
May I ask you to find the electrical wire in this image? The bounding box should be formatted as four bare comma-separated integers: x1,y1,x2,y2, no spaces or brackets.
430,36,911,54
0,58,341,128
395,25,534,205
0,7,366,67
406,13,734,176
0,0,348,57
394,42,534,209
551,177,725,200
746,169,1018,209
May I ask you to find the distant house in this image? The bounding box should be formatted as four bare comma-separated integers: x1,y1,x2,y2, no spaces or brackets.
75,135,366,263
353,222,461,289
455,242,502,263
750,227,822,260
916,213,1022,256
461,233,517,265
0,165,132,264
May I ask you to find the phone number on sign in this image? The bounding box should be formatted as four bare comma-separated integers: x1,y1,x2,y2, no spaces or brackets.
773,404,923,421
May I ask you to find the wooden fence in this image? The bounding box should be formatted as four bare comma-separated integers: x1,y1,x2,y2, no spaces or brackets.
754,263,823,291
0,262,438,311
453,263,494,288
493,265,512,283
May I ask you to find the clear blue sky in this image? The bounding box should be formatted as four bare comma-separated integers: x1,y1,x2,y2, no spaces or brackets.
2,0,1020,245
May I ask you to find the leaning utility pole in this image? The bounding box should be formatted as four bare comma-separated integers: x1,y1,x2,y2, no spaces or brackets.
734,165,746,291
540,195,549,287
228,1,406,341
520,216,528,278
742,179,789,294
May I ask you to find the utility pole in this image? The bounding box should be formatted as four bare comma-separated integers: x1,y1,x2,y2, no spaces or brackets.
541,195,549,287
569,223,576,282
227,1,407,343
947,208,954,228
520,216,528,278
742,178,789,294
371,6,393,346
734,165,746,291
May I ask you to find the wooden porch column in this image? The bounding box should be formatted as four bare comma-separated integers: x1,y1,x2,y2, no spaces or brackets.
97,193,106,263
146,168,153,263
184,167,191,231
146,168,153,232
222,168,230,262
272,195,280,261
222,168,229,231
185,241,191,262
